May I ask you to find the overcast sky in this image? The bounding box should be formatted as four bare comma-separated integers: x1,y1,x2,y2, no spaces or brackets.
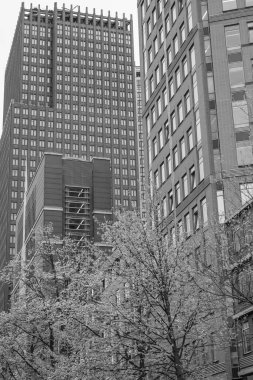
0,0,140,134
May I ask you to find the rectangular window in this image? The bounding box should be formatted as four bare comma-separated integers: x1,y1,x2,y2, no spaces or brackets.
173,34,179,55
180,137,186,160
171,111,176,132
187,128,194,150
167,154,172,176
222,0,237,11
180,23,186,43
193,205,199,231
198,147,204,181
160,162,165,184
159,129,164,150
153,137,158,157
187,0,193,31
242,322,252,354
154,170,159,189
248,22,253,43
169,77,175,98
182,56,188,78
185,91,191,114
217,190,225,223
182,174,188,198
168,190,174,212
176,68,181,89
178,101,184,123
229,64,245,88
240,183,253,204
190,45,196,70
173,146,179,168
225,25,240,51
171,3,176,23
185,213,191,236
175,182,181,205
200,197,208,227
190,165,196,190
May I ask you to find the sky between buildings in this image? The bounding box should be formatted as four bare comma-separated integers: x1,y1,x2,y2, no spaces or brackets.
0,0,140,135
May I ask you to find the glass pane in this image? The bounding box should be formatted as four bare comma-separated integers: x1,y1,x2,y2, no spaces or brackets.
229,66,245,88
225,25,240,50
222,0,237,11
232,102,249,128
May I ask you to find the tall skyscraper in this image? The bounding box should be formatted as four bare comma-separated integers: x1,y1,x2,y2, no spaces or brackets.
138,0,253,235
0,3,139,310
138,0,253,378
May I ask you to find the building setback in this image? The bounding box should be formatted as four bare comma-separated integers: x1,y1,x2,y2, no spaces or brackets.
138,0,253,378
0,3,140,310
15,153,112,255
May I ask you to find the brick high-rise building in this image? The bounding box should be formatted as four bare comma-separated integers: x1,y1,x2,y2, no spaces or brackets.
138,0,253,378
0,2,139,310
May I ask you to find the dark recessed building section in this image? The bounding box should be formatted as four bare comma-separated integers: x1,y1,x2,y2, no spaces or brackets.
15,153,112,255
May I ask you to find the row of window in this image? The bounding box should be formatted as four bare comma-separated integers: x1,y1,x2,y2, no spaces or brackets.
162,197,208,241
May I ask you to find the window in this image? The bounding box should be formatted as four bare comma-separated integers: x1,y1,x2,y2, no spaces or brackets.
171,111,176,132
171,3,176,23
182,174,188,198
222,0,237,11
187,128,194,150
154,170,159,189
166,16,170,34
167,45,172,65
200,197,208,226
193,72,198,105
187,0,193,31
154,37,158,55
240,182,253,204
173,35,179,55
190,165,196,190
157,97,162,117
173,146,179,168
162,197,168,218
229,64,245,88
190,45,196,69
178,101,183,124
153,137,158,157
193,205,199,231
169,78,175,98
248,22,253,43
198,147,204,181
232,100,249,128
246,0,253,6
167,154,172,176
225,25,240,51
182,56,188,78
175,182,181,206
176,68,181,89
159,129,164,150
185,91,191,114
180,137,186,160
160,162,166,183
168,190,174,212
185,213,191,236
217,190,225,223
180,23,186,43
242,322,251,354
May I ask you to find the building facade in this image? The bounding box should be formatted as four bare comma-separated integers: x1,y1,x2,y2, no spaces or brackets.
138,0,253,378
15,153,112,255
0,3,140,309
